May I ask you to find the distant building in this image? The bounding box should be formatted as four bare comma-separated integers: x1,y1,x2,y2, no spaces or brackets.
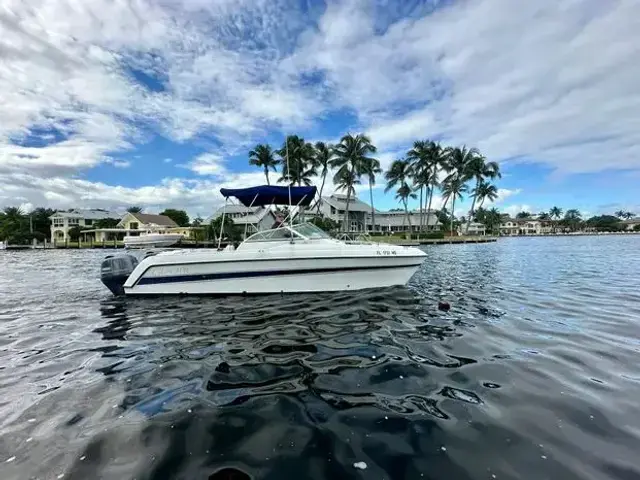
318,194,441,233
80,212,196,243
621,217,640,231
117,212,178,231
459,222,487,236
499,217,562,236
49,209,118,242
206,205,278,236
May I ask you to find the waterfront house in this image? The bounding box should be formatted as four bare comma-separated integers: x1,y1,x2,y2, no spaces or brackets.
459,222,487,236
81,212,190,243
499,219,520,236
206,205,278,236
318,194,441,233
621,217,640,231
49,209,118,242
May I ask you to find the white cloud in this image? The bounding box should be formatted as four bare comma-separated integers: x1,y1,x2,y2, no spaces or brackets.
183,153,228,176
502,204,534,217
292,0,640,174
1,0,639,213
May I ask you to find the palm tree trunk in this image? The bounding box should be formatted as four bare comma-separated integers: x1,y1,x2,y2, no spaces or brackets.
369,179,375,234
265,166,270,185
343,168,354,232
419,186,423,232
426,184,434,232
451,196,456,237
316,170,327,214
465,179,479,235
404,199,412,236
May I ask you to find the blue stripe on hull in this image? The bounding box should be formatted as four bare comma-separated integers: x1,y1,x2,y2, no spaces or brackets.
135,264,416,286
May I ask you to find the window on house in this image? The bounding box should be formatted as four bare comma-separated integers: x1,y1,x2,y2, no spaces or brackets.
85,219,93,226
130,222,139,230
52,218,64,227
331,207,336,214
68,218,80,225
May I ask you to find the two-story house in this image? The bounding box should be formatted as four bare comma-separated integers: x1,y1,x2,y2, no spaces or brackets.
317,194,441,233
116,212,179,234
49,209,118,242
206,205,278,237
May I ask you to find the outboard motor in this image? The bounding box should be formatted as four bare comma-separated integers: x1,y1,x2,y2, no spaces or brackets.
100,253,139,296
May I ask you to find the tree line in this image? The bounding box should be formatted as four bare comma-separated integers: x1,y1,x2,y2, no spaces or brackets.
248,133,500,233
510,207,638,232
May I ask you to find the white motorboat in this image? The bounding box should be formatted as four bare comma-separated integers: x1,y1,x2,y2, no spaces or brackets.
124,232,184,249
100,186,426,296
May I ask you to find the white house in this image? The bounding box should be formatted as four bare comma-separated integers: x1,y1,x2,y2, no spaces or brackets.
49,209,118,242
116,212,178,232
622,217,640,231
206,205,278,236
80,212,200,243
318,194,441,233
459,222,487,236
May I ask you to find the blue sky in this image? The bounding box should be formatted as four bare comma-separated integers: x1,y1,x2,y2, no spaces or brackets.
1,0,639,219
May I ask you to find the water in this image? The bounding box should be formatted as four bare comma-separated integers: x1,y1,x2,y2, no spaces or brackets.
1,236,640,480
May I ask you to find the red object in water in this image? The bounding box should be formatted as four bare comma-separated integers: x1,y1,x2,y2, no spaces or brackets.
438,301,451,311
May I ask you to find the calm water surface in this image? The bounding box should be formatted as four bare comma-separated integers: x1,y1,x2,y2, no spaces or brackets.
1,236,640,480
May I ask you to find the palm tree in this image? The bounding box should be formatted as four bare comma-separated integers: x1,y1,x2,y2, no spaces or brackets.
333,168,360,231
615,210,625,219
395,184,417,232
564,209,582,232
441,177,468,236
361,156,382,232
249,144,278,185
549,206,563,220
623,211,635,220
127,206,143,213
314,142,334,213
407,140,430,230
538,212,551,221
464,154,501,233
331,133,377,232
485,207,502,235
407,140,447,231
0,206,26,241
475,182,499,209
385,159,415,233
516,211,531,219
277,135,317,186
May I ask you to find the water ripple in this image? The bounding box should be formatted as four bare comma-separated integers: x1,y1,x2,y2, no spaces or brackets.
1,237,640,479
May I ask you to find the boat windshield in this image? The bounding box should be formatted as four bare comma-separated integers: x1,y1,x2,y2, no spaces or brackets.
291,222,331,240
243,222,331,243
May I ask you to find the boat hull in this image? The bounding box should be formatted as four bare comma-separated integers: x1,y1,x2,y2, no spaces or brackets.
123,253,424,295
124,234,183,249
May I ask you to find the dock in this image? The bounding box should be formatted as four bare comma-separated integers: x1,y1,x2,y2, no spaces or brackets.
384,236,498,246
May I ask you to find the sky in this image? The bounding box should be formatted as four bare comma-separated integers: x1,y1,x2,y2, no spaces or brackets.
1,0,639,219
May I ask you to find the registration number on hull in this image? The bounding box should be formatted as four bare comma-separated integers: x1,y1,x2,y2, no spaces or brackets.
376,250,397,256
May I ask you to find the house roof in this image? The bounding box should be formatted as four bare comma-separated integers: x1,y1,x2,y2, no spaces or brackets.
49,209,118,220
621,217,640,224
205,205,274,225
128,213,178,227
321,194,374,213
